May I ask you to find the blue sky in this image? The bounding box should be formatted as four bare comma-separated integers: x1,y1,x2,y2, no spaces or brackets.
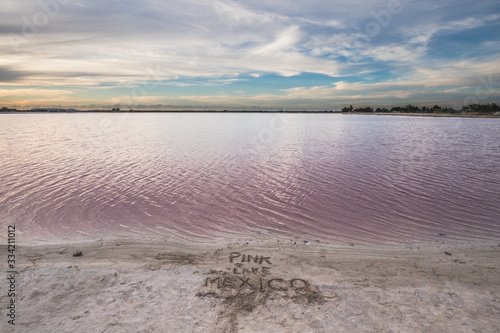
1,0,499,110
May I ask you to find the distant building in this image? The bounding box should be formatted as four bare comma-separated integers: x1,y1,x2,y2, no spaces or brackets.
29,108,77,112
1,107,17,111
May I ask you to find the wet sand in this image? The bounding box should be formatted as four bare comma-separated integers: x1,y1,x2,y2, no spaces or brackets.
2,236,500,332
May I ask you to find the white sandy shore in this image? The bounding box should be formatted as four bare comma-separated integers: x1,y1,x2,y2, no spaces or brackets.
2,236,500,332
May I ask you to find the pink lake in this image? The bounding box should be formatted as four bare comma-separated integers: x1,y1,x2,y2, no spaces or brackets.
1,113,499,244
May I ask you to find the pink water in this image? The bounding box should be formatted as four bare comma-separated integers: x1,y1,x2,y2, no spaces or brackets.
1,113,499,244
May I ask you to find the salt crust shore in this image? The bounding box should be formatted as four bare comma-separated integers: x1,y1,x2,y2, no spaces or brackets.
2,236,500,333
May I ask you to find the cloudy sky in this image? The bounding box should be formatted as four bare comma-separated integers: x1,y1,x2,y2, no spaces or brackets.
1,0,499,110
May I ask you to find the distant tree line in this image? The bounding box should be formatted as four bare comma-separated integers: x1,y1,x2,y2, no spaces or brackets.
342,103,500,114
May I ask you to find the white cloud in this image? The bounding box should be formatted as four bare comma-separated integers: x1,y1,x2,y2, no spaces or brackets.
254,26,301,55
212,0,275,25
406,13,500,46
0,0,344,85
362,45,426,62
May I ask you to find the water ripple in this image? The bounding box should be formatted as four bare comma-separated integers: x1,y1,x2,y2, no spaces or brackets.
1,113,500,243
